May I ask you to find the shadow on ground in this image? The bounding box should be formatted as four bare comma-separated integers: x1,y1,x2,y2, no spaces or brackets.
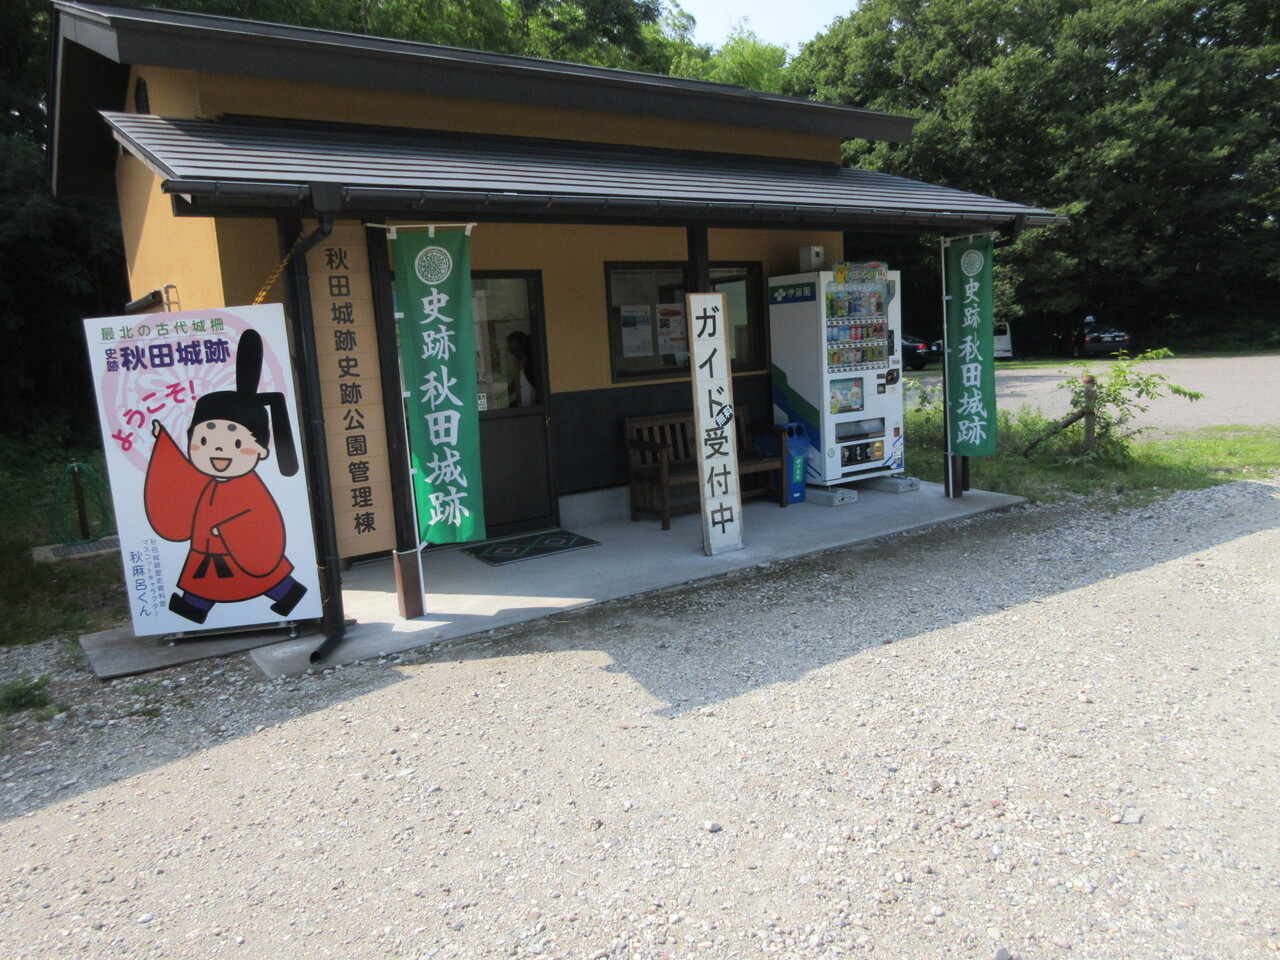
461,479,1279,718
4,478,1277,821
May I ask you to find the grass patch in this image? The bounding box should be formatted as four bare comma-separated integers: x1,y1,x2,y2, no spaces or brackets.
905,392,1280,505
31,702,70,723
59,637,88,669
0,675,51,713
0,431,127,648
1140,425,1280,480
1,552,127,647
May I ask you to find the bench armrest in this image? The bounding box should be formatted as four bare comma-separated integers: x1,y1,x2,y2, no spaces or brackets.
745,423,788,451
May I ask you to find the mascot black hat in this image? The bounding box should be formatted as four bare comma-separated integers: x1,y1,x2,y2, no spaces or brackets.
187,330,299,477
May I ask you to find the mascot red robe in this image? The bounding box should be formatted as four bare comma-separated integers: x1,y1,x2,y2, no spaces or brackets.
144,428,293,602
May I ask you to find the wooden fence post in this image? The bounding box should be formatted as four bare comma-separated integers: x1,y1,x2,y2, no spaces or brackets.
1082,374,1097,452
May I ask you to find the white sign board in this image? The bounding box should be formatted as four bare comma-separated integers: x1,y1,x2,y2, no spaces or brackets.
84,304,322,636
620,304,654,358
687,292,743,556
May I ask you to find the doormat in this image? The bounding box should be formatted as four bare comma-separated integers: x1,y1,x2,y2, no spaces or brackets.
463,529,600,566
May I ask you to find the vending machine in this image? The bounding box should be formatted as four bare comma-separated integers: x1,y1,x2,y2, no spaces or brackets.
768,263,905,486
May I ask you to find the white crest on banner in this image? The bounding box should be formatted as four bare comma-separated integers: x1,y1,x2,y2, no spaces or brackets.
960,248,986,277
414,246,454,284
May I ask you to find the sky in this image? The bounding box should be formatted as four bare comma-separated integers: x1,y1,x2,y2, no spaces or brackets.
673,0,856,52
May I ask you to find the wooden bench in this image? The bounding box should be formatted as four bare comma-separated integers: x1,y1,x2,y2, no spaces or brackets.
624,410,789,530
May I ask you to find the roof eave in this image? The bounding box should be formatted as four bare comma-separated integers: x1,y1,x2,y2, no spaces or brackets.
162,177,1064,231
53,0,916,143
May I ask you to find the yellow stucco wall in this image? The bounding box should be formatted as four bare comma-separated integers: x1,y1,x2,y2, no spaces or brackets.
116,156,226,310
130,66,202,116
124,66,838,164
116,157,280,311
215,219,288,307
194,73,840,164
122,68,283,309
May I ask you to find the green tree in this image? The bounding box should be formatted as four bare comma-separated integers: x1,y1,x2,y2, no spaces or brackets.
507,0,663,65
1,0,48,140
145,0,665,66
671,23,792,93
791,0,1280,351
0,0,127,432
634,0,711,76
0,137,129,429
354,0,511,51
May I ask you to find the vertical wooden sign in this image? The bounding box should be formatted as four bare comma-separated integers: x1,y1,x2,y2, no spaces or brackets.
307,222,396,558
687,292,743,556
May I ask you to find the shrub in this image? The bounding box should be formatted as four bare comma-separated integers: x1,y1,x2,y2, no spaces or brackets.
0,674,51,713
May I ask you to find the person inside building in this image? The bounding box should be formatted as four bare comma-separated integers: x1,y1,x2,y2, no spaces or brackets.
505,330,536,407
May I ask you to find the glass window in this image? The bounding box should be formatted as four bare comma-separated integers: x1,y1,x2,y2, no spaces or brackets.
472,274,543,411
605,261,765,381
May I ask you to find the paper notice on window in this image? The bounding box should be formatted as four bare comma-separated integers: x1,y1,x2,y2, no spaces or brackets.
620,304,653,358
656,303,688,362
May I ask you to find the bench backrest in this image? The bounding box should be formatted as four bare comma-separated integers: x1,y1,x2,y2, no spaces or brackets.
623,410,754,468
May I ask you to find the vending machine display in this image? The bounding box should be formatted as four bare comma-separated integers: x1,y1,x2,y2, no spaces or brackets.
768,263,905,486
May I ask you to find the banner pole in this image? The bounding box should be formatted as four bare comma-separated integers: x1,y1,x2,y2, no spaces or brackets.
367,222,425,620
939,238,960,498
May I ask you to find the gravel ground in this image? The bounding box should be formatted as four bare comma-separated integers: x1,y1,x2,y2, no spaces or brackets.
2,476,1279,960
915,353,1280,434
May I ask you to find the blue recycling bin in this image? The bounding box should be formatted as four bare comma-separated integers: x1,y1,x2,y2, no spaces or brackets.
756,422,809,504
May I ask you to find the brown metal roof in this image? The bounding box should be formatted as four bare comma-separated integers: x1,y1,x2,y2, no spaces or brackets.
104,113,1062,231
51,2,917,200
54,2,915,142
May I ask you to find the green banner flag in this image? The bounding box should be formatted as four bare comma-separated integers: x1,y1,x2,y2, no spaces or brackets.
393,230,486,544
943,236,998,457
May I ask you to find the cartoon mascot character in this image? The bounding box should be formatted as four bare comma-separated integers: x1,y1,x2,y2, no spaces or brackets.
144,329,307,624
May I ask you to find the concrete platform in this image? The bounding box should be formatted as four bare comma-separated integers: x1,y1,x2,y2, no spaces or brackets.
81,622,314,679
251,480,1022,678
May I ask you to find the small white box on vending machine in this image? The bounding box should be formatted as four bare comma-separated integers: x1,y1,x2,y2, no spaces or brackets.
799,246,825,272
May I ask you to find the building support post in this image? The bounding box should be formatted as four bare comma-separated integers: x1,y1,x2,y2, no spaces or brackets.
278,208,347,662
687,225,711,293
366,222,425,619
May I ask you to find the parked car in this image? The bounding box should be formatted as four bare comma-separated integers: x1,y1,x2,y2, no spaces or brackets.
992,321,1013,359
926,323,1014,361
1059,316,1131,357
901,334,932,370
